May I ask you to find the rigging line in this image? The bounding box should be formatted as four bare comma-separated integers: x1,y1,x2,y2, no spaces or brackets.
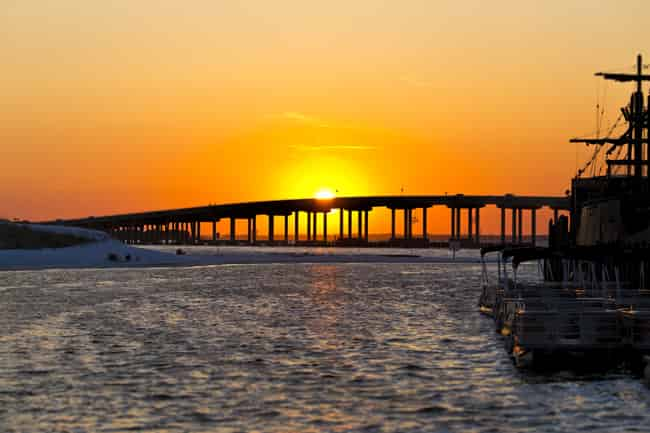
578,113,624,177
591,146,598,177
575,134,578,176
596,78,601,139
612,146,624,175
573,112,623,141
601,79,608,133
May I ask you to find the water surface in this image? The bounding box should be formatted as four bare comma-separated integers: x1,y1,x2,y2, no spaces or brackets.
1,262,648,432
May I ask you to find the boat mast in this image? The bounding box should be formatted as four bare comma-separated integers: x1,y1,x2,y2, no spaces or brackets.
571,54,650,178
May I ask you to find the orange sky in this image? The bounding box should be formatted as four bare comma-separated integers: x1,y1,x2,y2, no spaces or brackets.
2,1,650,234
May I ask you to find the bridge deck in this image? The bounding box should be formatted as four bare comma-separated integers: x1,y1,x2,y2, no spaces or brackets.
44,194,569,226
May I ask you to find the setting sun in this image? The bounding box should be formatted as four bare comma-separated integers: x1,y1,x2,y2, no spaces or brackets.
314,188,336,200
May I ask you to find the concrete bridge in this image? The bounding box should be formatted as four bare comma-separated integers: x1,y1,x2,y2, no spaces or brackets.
46,194,569,247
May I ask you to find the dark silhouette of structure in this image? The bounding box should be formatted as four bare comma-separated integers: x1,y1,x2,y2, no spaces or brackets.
43,194,569,247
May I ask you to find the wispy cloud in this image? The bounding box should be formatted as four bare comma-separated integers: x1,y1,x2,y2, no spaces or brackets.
273,112,330,128
289,144,376,152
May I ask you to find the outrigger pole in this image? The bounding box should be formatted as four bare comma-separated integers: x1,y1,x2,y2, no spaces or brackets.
570,55,650,177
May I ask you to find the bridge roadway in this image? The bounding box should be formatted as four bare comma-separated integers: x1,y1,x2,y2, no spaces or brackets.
46,194,570,246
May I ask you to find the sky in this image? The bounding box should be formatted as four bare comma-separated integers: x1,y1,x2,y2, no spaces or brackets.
2,1,650,234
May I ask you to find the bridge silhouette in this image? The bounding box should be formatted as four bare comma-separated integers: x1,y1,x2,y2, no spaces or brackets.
47,194,569,247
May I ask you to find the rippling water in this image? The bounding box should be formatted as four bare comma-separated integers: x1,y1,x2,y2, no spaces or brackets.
1,262,649,432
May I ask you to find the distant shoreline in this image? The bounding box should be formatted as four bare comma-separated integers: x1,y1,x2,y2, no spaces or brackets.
0,222,91,250
0,223,494,271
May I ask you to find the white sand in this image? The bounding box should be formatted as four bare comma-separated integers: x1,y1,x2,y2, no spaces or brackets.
0,225,484,270
0,225,193,270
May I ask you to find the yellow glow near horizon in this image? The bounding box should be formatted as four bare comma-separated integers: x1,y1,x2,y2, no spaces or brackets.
314,188,336,200
5,1,650,235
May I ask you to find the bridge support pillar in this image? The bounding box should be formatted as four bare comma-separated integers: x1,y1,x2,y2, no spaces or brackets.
518,208,523,243
455,207,461,240
212,221,217,243
404,209,408,240
391,208,396,240
312,212,317,241
284,215,289,243
247,218,251,243
196,222,201,244
467,208,473,241
252,216,257,244
475,208,480,245
268,215,274,242
364,210,369,242
422,207,428,240
531,209,537,246
450,208,456,240
553,208,559,223
323,212,328,242
230,218,236,242
339,209,344,241
294,211,299,242
500,208,505,244
511,209,517,243
348,209,352,239
358,210,363,240
307,212,312,241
